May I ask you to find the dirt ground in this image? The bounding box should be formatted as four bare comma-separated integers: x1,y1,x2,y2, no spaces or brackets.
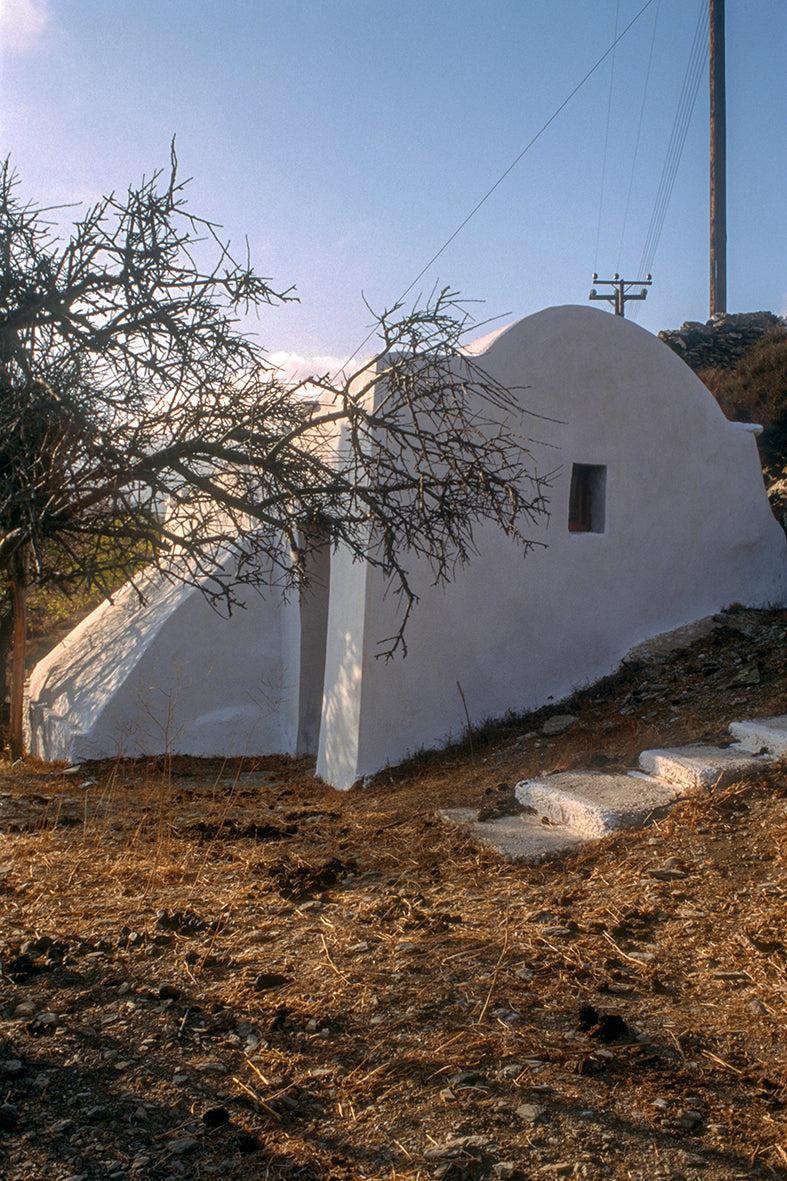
2,606,787,1181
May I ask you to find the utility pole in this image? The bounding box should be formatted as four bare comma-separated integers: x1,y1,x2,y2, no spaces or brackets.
589,273,652,317
709,0,726,316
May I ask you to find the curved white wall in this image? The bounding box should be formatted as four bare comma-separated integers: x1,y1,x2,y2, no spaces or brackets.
317,306,787,788
27,305,786,780
27,562,302,762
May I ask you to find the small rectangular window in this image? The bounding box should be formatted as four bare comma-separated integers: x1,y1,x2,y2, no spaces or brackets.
569,464,606,533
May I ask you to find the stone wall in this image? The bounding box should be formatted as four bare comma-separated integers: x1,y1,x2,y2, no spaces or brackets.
658,311,786,371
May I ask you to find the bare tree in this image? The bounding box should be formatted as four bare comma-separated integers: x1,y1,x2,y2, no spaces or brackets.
0,148,548,757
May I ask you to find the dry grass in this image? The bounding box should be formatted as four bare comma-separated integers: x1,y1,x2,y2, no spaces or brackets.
2,609,787,1180
699,329,787,471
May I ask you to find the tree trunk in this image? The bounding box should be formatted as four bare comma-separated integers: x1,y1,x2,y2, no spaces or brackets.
8,550,28,759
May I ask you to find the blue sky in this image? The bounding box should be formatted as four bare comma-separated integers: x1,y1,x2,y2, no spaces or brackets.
2,0,785,375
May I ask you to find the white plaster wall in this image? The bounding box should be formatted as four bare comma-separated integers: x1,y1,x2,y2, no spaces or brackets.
317,305,787,789
27,559,303,762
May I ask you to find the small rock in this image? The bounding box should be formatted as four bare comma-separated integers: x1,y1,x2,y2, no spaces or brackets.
628,950,656,964
542,714,576,736
156,909,207,935
448,1070,485,1087
168,1137,201,1156
746,997,769,1016
674,1110,703,1131
50,1117,76,1134
516,1102,546,1123
26,1011,59,1036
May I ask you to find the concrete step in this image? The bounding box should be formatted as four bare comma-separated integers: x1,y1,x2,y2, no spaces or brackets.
728,715,787,757
638,743,771,791
439,807,591,863
514,770,680,839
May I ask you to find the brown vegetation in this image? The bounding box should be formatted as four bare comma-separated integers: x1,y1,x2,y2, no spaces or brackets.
2,607,787,1180
698,329,787,471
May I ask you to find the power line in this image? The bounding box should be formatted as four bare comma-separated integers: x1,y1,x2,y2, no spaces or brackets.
341,0,658,372
636,0,707,281
616,0,661,272
595,0,621,272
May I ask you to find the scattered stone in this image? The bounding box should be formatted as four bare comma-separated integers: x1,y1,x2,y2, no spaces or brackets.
448,1070,485,1087
658,312,785,372
746,997,769,1016
155,909,208,935
26,1011,59,1035
542,714,576,736
673,1110,703,1131
515,1103,546,1123
168,1137,201,1155
196,1060,228,1075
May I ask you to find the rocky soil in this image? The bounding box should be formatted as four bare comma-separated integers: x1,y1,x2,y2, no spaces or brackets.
658,312,785,372
2,606,787,1181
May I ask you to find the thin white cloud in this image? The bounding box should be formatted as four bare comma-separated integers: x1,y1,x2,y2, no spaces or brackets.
0,0,51,53
267,351,350,386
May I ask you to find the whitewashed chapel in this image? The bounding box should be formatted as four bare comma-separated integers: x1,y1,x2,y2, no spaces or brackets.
27,306,787,787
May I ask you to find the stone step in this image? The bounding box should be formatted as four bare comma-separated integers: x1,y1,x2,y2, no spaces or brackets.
439,807,590,863
638,744,771,791
728,715,787,757
514,770,680,840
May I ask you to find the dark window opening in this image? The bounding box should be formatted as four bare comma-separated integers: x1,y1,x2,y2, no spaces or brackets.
569,464,606,533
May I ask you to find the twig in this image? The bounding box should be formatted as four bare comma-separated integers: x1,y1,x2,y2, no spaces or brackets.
320,932,350,980
701,1049,744,1075
476,908,510,1023
602,930,651,968
457,681,474,757
230,1076,282,1119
